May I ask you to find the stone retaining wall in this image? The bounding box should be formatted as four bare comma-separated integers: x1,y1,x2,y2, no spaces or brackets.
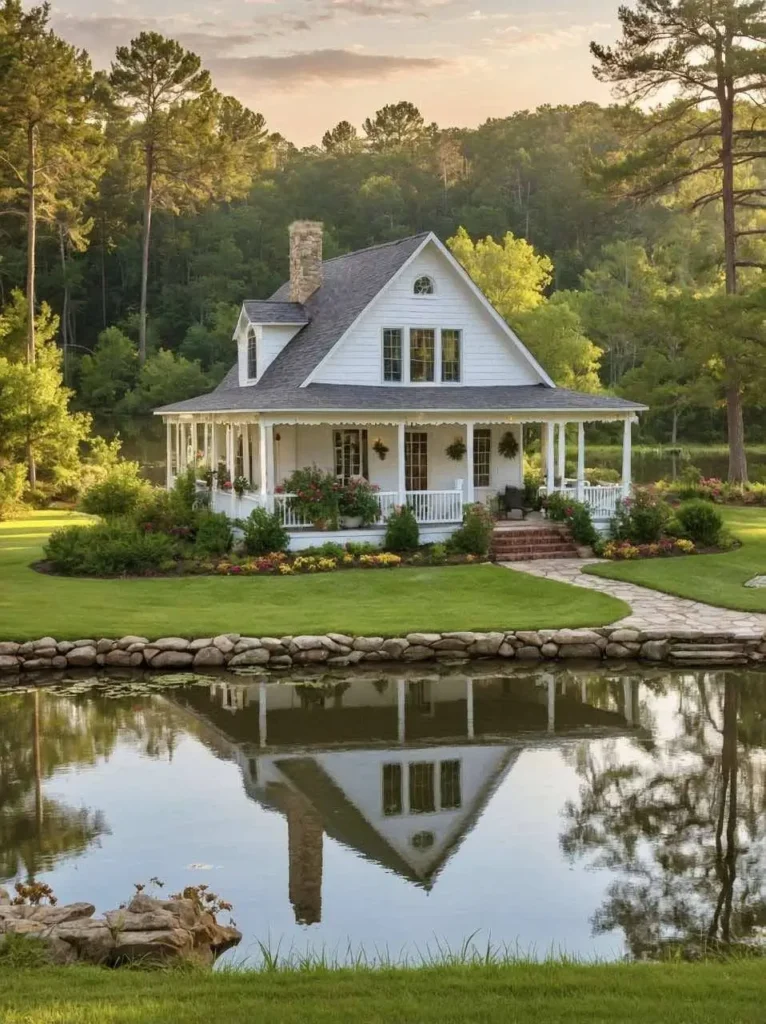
1,627,765,676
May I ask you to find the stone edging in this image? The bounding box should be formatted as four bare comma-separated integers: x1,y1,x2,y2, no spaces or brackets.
1,627,764,675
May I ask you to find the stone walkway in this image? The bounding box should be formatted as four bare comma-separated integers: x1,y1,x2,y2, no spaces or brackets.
502,558,766,636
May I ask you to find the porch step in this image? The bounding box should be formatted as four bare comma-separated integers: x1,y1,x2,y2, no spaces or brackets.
491,523,579,561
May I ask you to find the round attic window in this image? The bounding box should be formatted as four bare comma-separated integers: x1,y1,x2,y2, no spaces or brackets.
413,275,435,296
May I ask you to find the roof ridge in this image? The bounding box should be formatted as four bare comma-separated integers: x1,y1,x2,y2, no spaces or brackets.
322,231,431,265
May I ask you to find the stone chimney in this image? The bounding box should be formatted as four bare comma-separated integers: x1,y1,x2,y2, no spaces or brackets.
289,221,323,304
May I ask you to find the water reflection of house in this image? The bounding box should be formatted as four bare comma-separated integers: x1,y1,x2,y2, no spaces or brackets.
170,671,639,926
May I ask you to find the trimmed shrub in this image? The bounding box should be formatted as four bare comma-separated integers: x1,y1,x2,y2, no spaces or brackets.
241,507,290,556
168,468,200,529
569,504,599,547
80,461,152,519
44,520,178,575
194,511,233,557
675,499,724,547
0,464,26,520
611,489,671,544
385,505,420,552
449,502,494,556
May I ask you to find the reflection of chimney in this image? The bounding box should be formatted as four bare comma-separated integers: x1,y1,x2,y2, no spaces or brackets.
289,221,323,304
286,790,323,925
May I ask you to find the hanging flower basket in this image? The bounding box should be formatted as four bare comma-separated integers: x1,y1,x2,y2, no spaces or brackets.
497,431,519,459
372,438,389,461
446,437,467,461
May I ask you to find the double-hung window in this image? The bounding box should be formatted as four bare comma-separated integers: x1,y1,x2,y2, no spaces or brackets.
334,429,368,483
383,328,403,382
410,328,435,382
473,428,491,488
441,329,461,382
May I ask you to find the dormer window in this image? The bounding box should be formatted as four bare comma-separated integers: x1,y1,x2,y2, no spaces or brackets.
247,325,258,380
413,275,434,296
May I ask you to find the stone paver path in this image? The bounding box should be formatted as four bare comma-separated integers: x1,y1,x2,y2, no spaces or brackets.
502,558,766,635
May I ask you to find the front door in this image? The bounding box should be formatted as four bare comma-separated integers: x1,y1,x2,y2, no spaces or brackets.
405,431,428,490
333,429,369,483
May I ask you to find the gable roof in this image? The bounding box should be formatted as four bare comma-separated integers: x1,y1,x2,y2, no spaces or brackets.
257,232,430,391
156,230,646,416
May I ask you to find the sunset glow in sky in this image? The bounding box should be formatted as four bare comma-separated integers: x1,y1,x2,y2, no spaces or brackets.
50,0,620,144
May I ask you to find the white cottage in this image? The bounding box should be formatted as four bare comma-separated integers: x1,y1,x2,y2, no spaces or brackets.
156,222,645,547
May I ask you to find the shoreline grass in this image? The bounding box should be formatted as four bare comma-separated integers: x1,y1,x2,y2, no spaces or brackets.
1,960,764,1023
0,511,628,639
586,506,766,612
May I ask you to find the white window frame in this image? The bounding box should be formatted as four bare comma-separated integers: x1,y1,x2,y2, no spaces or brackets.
246,324,259,382
380,325,464,385
413,274,436,297
473,427,491,488
440,327,462,384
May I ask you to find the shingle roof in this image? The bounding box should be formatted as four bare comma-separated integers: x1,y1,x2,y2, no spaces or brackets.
256,232,429,390
156,230,646,417
243,300,308,324
157,382,646,415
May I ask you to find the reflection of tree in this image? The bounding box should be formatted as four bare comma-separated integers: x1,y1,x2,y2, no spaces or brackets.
0,687,189,882
561,672,766,957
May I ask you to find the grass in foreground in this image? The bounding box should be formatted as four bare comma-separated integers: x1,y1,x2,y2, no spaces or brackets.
587,506,766,612
0,512,628,639
1,961,764,1023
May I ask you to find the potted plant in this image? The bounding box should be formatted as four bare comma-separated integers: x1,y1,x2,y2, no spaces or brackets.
338,479,381,528
282,467,341,529
446,437,467,461
233,475,250,498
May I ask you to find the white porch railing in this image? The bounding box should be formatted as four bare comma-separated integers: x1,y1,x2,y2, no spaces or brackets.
209,486,463,526
406,489,463,524
539,483,621,520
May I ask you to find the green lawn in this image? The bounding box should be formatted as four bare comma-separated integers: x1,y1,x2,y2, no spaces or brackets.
587,506,766,612
0,512,627,639
1,962,764,1023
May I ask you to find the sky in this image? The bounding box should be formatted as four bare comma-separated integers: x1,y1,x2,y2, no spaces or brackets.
48,0,620,146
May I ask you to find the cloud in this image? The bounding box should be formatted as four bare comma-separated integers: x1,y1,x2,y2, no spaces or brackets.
208,48,451,87
489,22,611,53
323,0,455,16
51,12,316,64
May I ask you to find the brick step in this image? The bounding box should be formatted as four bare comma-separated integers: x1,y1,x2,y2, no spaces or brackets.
492,536,575,547
500,550,580,562
492,540,579,552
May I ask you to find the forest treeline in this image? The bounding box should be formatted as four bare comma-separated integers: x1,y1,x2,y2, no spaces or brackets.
3,0,766,492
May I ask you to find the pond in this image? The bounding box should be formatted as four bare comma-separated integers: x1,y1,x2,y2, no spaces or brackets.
2,664,764,964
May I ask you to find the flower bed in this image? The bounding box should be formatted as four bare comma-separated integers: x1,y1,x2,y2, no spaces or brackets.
599,538,695,560
181,547,485,578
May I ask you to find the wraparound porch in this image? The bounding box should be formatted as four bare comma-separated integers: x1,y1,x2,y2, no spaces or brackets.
160,410,635,543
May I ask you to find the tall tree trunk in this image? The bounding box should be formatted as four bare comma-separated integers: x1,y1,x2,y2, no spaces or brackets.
100,214,108,329
671,407,678,445
719,84,748,483
138,145,154,365
59,225,70,385
26,123,37,489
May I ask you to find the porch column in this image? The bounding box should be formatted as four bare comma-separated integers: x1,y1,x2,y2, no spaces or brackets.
397,678,406,744
211,423,219,491
242,425,251,484
621,417,632,499
259,681,267,749
576,422,585,502
397,421,406,506
547,673,556,734
544,422,555,493
465,422,475,504
466,678,474,740
259,421,275,510
226,424,236,514
165,420,173,489
557,422,566,489
174,421,181,477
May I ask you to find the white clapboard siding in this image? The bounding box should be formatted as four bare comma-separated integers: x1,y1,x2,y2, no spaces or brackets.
237,323,303,387
312,243,543,387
